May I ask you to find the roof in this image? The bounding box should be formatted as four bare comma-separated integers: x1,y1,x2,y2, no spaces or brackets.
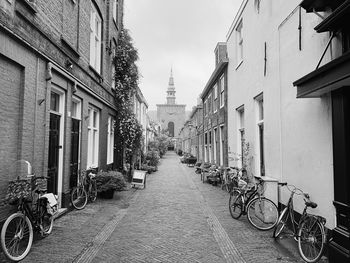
200,59,228,99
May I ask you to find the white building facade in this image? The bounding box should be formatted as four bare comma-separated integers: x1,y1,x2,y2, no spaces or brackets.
226,1,347,260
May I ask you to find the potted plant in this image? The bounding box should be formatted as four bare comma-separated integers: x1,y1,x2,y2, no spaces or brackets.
95,170,126,199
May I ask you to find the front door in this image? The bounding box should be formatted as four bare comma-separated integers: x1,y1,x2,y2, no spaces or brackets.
330,87,350,262
48,113,60,194
70,118,80,188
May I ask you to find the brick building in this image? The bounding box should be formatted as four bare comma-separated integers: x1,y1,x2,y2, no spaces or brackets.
0,0,123,220
200,42,228,167
156,69,186,139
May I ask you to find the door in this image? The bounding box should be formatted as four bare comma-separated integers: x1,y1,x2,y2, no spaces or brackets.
70,118,80,188
48,113,60,194
329,87,350,262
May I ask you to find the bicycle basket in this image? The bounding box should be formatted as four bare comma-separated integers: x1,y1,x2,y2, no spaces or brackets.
34,178,47,192
5,178,32,205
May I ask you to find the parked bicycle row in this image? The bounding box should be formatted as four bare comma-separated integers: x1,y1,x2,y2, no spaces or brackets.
182,160,327,263
0,161,100,262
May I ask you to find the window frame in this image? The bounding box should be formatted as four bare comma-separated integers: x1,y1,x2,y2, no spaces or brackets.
87,105,100,168
236,19,243,67
213,84,218,113
219,125,224,166
90,2,102,74
255,94,264,177
112,0,119,25
220,75,225,108
236,105,245,168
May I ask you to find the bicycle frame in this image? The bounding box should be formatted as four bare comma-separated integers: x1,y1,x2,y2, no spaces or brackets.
283,189,319,239
235,181,263,214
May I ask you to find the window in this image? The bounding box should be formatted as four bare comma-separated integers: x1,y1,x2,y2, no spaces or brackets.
237,106,245,168
50,92,60,112
254,0,261,13
209,130,212,163
220,75,225,108
71,98,81,119
213,84,218,112
112,0,119,24
111,39,117,89
236,20,243,65
219,125,224,166
204,132,208,162
255,94,264,176
107,116,115,164
87,106,100,168
90,2,102,73
204,99,207,116
213,128,218,163
208,94,212,114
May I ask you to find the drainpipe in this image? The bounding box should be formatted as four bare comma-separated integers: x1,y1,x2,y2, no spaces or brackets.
33,58,40,168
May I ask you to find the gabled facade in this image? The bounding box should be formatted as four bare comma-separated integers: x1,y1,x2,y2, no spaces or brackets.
0,0,123,220
200,43,228,167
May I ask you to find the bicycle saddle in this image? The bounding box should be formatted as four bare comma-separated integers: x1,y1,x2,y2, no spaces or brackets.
305,201,317,208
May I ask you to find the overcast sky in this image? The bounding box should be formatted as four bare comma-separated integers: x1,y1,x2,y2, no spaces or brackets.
124,0,241,111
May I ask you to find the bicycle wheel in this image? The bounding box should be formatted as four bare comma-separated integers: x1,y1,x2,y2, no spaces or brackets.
298,218,325,263
273,207,288,238
38,202,54,236
229,190,243,219
89,181,97,202
247,197,279,230
1,212,33,261
71,186,88,210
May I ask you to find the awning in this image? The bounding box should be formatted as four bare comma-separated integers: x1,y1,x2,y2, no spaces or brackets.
293,52,350,98
300,0,346,12
315,0,350,32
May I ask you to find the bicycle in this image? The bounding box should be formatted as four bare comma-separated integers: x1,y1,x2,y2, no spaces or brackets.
71,170,97,210
229,176,279,230
1,175,58,262
220,167,239,193
273,183,326,263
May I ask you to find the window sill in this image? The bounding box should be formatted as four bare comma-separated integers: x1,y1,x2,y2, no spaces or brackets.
89,65,103,82
61,36,80,58
235,60,243,70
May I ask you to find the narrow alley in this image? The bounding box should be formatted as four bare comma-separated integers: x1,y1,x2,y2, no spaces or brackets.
0,152,322,263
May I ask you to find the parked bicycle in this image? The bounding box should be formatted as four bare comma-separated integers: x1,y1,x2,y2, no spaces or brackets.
71,170,97,210
229,176,279,230
1,171,58,262
220,167,239,193
273,183,326,263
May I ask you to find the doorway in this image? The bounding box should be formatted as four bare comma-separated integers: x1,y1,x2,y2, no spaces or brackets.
70,97,81,188
47,88,65,203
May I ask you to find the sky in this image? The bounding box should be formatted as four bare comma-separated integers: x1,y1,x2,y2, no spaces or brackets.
124,0,241,111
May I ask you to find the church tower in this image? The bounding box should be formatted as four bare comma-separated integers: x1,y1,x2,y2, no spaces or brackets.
156,68,186,138
166,68,176,104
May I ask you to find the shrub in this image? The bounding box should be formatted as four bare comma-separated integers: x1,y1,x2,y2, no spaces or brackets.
145,149,160,167
95,170,127,192
140,164,157,174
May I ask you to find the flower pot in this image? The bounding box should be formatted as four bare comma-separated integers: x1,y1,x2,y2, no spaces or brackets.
98,189,114,199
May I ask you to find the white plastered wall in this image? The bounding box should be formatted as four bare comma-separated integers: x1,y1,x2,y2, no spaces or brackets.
226,0,335,228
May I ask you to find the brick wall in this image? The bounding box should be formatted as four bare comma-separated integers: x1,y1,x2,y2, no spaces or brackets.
0,0,124,218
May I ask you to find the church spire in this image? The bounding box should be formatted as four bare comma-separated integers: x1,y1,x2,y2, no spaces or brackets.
166,67,176,104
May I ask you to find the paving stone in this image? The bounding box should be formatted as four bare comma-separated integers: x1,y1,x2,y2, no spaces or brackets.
0,152,329,263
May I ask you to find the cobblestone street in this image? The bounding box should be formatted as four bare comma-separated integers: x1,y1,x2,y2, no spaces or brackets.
0,152,327,263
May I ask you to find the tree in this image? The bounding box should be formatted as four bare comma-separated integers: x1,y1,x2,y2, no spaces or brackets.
112,27,142,172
